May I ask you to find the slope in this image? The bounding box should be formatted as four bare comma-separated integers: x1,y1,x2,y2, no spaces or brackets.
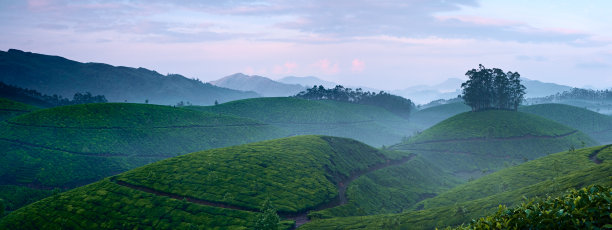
0,103,285,213
300,144,612,229
0,136,409,229
0,49,257,105
0,98,37,121
410,102,470,131
210,73,305,97
188,97,418,147
392,110,597,179
520,103,612,144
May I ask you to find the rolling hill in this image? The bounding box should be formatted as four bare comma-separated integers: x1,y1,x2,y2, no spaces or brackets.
187,97,418,147
0,49,258,105
0,98,37,121
300,144,612,229
0,136,412,229
0,103,285,213
210,73,305,97
520,103,612,144
392,110,597,179
410,102,470,131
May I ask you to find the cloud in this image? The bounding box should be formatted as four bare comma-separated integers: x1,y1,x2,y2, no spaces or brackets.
351,59,365,72
314,59,340,75
576,61,609,69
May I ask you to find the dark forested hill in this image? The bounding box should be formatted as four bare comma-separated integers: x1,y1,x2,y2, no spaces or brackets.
0,49,258,105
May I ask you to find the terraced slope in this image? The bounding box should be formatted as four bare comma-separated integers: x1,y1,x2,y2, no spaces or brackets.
520,103,612,144
410,102,470,130
0,98,37,121
0,136,411,229
300,145,612,229
0,103,285,213
188,97,417,147
392,110,597,179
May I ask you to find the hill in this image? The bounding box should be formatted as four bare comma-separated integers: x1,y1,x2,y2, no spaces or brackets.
0,98,37,121
300,144,612,229
392,110,597,179
0,103,284,213
187,97,418,147
210,73,305,97
278,76,338,88
520,103,612,144
0,49,258,105
410,102,470,131
0,135,412,229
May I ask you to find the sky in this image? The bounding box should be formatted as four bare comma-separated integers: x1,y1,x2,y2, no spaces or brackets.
1,0,611,90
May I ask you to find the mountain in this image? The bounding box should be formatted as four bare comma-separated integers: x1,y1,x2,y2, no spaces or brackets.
0,135,409,229
0,103,285,212
392,110,597,179
278,76,338,88
392,78,463,105
0,49,258,105
210,73,305,97
522,78,573,98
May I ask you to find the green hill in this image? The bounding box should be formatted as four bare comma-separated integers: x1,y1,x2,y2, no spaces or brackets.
392,110,597,179
300,144,612,229
520,103,612,144
410,102,470,131
0,135,411,229
0,103,285,213
0,98,37,121
188,97,417,147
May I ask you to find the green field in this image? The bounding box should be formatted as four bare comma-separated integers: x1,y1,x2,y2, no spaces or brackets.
410,102,470,131
0,103,286,213
392,110,597,178
300,145,612,229
520,103,612,144
0,135,410,229
187,97,417,147
0,98,37,121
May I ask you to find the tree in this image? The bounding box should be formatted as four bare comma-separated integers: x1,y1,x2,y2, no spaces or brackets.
461,64,525,111
254,198,280,230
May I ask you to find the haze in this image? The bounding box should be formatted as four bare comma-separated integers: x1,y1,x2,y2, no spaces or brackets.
1,0,611,90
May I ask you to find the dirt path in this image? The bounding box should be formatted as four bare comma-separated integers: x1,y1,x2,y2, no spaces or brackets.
112,155,414,228
589,144,611,164
409,130,578,145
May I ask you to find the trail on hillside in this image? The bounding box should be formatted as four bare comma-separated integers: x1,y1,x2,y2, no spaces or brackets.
0,108,31,112
112,155,414,228
589,144,611,164
397,148,515,159
407,130,578,145
4,121,268,129
0,138,173,158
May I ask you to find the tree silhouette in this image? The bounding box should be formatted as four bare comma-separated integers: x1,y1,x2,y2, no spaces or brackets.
461,65,525,111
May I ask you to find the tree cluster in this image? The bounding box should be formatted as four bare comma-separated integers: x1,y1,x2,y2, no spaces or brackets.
532,88,612,103
0,81,107,107
461,65,526,111
294,85,415,119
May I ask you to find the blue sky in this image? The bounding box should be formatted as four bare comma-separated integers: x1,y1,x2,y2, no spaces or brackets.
1,0,611,90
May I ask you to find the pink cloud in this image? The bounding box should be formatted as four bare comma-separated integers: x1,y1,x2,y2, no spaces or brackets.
284,62,298,73
272,62,298,74
351,59,365,72
314,59,340,75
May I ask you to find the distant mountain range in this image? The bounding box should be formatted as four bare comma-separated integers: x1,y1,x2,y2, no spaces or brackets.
392,77,573,105
0,49,257,105
278,76,338,88
210,73,305,97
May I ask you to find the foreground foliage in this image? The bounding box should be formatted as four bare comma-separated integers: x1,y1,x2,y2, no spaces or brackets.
458,184,611,230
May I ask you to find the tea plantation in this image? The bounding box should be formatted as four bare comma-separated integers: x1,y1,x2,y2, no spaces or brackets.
0,103,286,213
300,144,612,229
0,135,410,229
187,97,418,147
392,110,597,177
0,98,37,121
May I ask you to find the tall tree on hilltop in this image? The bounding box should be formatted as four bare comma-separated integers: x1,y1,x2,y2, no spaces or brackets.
461,64,525,111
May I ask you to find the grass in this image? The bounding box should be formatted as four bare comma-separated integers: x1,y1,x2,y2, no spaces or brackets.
0,102,286,212
299,145,612,229
410,102,470,131
0,98,37,121
520,103,612,144
0,135,392,229
392,110,597,175
187,97,418,147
